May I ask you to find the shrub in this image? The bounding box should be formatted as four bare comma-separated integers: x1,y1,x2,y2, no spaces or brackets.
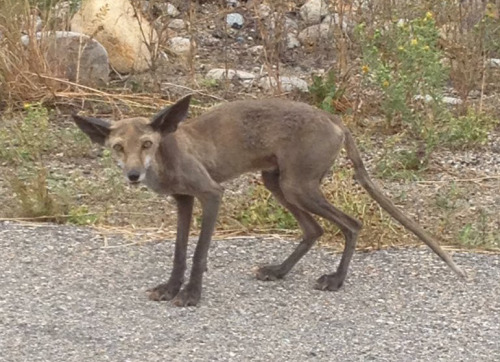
357,12,448,135
438,109,497,150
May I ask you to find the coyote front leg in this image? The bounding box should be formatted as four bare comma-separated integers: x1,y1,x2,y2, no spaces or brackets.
148,194,194,301
173,191,222,307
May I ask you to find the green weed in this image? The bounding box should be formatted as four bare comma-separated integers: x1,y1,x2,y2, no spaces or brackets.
0,103,107,223
458,209,500,249
233,185,297,231
9,166,68,222
375,147,428,181
435,182,463,211
357,12,448,134
67,205,99,225
0,103,53,163
200,78,220,89
438,109,497,150
309,70,346,114
58,125,94,158
373,132,431,181
321,166,396,244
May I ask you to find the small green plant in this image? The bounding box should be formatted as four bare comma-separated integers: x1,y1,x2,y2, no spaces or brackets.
374,133,431,180
435,182,463,211
375,148,427,180
234,185,297,231
320,166,398,248
458,209,500,249
434,182,466,233
68,205,99,225
438,109,497,150
200,78,220,89
58,125,94,158
0,103,53,163
481,4,500,56
0,103,66,220
0,102,98,223
309,70,345,114
357,12,448,134
9,166,68,222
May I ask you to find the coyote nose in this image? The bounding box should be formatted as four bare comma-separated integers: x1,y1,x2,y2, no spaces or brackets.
128,171,141,182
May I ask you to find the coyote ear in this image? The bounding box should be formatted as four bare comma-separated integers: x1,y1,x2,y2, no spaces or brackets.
150,94,192,134
72,114,111,145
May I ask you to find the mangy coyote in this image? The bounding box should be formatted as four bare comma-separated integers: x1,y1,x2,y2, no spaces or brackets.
73,95,464,307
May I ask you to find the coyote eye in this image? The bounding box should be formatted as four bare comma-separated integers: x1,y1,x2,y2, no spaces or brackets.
142,140,153,149
113,144,123,152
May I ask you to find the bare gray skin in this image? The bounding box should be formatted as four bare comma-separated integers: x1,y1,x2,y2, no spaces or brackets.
72,95,465,306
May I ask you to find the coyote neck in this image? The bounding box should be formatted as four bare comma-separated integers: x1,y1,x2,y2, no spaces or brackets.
144,134,183,194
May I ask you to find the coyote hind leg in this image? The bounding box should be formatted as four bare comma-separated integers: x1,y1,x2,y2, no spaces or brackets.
256,170,324,281
280,178,362,291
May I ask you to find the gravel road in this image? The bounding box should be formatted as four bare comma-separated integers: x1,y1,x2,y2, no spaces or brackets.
1,221,499,362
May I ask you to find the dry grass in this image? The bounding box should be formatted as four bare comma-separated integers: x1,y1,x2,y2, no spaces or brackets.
0,0,48,107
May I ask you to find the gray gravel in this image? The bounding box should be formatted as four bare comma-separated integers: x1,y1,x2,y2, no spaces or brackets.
1,222,499,362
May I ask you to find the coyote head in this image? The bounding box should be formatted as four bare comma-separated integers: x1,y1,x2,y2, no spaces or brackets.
72,95,191,184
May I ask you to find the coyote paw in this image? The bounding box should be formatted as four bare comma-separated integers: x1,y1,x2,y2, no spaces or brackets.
147,281,182,301
256,264,286,281
172,284,201,307
314,273,345,291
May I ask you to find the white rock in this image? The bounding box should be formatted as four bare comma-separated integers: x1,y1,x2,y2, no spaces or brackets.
414,94,434,103
146,2,180,17
34,16,43,32
168,19,186,30
300,0,329,25
226,13,244,29
286,33,300,49
285,17,299,30
488,58,500,68
298,23,334,45
206,68,255,81
443,96,463,105
256,4,271,18
249,45,264,54
21,15,43,34
165,3,180,17
226,0,239,7
21,31,109,86
168,37,193,57
53,1,72,29
268,16,299,31
321,13,352,33
70,0,158,73
352,0,370,11
396,18,408,27
259,76,309,92
414,95,463,105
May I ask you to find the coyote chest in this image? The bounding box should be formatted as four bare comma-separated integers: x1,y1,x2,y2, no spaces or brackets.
144,166,186,195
